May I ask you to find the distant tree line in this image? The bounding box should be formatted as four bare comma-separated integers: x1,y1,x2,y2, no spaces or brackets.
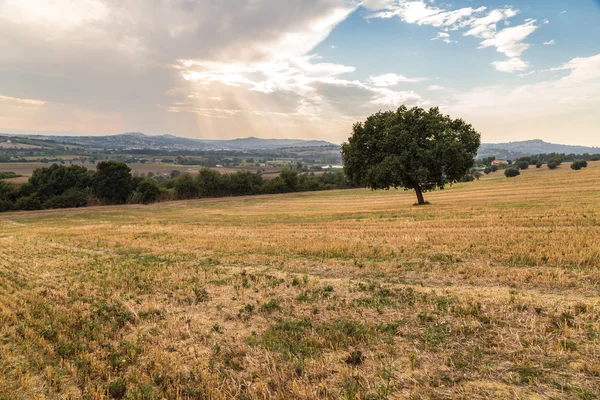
0,162,357,213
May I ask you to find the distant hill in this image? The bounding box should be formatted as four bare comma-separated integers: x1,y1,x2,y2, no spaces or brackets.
478,140,600,159
0,132,337,151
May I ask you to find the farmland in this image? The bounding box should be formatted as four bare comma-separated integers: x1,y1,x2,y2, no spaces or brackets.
1,162,599,399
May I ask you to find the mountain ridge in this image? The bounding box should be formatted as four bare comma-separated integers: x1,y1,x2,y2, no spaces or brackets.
2,133,599,156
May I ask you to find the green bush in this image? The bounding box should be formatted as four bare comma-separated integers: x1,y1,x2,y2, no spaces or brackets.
136,178,161,204
94,161,133,204
547,162,558,170
44,188,88,209
15,194,42,210
504,168,520,178
571,160,588,170
518,161,529,170
536,161,543,168
174,174,200,200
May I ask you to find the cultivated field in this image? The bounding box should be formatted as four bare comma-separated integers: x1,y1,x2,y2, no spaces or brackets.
1,163,599,399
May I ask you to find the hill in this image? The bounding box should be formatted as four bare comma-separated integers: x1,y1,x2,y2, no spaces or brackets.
1,162,599,399
0,132,337,151
478,139,600,158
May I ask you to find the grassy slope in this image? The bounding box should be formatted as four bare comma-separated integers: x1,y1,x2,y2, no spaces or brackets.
1,163,599,399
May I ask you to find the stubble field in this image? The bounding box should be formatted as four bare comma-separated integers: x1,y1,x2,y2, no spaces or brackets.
1,162,599,399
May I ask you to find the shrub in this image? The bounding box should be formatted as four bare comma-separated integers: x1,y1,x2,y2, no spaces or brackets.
536,161,543,168
44,188,87,209
174,174,200,200
484,166,492,175
504,168,520,178
94,161,133,204
571,160,588,170
0,181,16,201
0,199,13,212
549,156,563,166
0,171,21,180
548,161,558,170
518,161,529,170
14,194,42,210
136,178,161,204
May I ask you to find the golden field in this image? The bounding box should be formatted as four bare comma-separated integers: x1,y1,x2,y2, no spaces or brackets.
1,162,599,399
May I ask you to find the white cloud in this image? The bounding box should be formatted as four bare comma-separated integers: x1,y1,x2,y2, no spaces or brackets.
431,31,454,43
0,0,109,27
366,1,540,73
479,20,538,58
444,53,600,145
0,0,369,139
426,85,445,91
543,40,555,46
368,73,424,86
492,57,530,73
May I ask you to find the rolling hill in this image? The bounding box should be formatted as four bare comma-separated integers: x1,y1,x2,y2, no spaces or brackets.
478,139,600,158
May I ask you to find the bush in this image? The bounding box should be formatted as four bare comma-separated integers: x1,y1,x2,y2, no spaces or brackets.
536,161,543,168
44,188,87,209
0,171,21,180
483,166,492,175
571,160,588,171
518,161,529,170
196,168,224,197
94,161,133,204
0,181,16,201
174,174,200,200
549,156,563,166
0,199,13,212
504,168,520,178
136,178,161,204
14,194,42,210
547,162,558,170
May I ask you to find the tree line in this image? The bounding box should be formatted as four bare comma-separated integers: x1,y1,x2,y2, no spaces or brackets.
0,162,357,213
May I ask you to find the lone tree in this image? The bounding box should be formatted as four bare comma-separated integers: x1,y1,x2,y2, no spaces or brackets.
342,106,481,205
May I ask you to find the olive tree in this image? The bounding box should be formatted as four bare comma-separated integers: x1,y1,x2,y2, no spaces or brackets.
341,106,481,205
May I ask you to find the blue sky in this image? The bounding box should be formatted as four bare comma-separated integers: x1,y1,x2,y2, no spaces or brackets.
1,0,599,145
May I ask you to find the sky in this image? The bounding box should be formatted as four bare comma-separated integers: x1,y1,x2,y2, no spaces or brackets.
1,0,599,146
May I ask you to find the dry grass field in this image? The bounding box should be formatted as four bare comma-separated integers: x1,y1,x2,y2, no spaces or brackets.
1,162,599,399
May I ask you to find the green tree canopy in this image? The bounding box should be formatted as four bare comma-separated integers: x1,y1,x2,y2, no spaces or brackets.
341,106,481,205
94,161,133,204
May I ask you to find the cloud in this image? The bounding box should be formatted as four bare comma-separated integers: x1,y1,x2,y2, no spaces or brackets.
478,20,538,58
444,53,600,145
0,0,368,139
426,85,445,91
431,32,454,44
368,73,424,86
543,40,555,46
0,94,46,106
365,1,540,73
492,58,530,73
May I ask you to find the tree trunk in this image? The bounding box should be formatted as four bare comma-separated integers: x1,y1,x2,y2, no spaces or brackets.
414,185,425,205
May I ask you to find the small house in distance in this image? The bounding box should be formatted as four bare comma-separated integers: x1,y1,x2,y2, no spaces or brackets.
491,159,508,167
